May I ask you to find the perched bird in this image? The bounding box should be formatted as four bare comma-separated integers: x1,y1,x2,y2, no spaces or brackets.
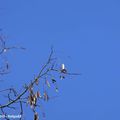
61,64,67,74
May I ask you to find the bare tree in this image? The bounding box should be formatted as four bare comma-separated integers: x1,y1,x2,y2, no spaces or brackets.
0,35,80,120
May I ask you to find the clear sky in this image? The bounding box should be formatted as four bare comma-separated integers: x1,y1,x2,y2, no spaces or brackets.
1,0,120,120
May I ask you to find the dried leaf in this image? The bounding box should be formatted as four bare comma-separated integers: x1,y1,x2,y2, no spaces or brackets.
33,94,37,105
34,112,39,120
55,87,59,92
36,91,42,98
43,92,49,101
35,78,39,85
52,79,56,83
45,80,51,88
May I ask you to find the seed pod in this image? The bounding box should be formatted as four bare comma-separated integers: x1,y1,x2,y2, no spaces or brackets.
36,91,42,98
43,92,49,101
34,112,39,120
29,85,34,94
35,78,39,85
33,94,37,105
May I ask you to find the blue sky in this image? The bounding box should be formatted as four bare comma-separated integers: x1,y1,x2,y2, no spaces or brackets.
1,0,120,120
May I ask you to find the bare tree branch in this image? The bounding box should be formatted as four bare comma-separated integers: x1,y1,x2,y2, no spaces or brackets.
0,37,80,119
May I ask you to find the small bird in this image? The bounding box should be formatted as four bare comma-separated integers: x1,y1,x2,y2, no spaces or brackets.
61,64,67,74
